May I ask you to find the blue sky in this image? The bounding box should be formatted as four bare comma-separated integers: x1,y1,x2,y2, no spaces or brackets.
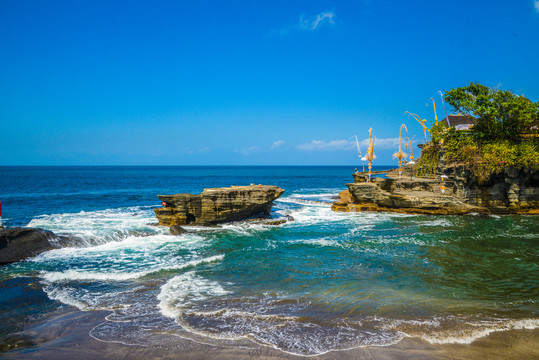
1,0,538,166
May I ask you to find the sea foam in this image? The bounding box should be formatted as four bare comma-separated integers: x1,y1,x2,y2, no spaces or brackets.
27,206,162,247
158,271,232,319
41,255,225,283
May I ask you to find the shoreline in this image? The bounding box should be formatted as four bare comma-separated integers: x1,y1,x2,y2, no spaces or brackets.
3,308,538,360
1,166,537,359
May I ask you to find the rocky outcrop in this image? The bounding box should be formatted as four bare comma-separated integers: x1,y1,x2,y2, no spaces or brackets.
0,228,57,265
332,178,482,215
154,185,285,226
450,167,539,213
333,166,539,215
169,225,188,235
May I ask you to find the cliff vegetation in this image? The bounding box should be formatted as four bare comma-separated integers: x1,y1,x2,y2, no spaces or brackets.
418,83,539,182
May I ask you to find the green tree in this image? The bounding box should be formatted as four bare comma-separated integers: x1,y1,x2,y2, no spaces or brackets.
444,82,539,142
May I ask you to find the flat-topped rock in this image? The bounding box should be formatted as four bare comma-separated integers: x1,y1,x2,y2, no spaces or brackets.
154,185,285,226
332,182,481,215
333,166,539,215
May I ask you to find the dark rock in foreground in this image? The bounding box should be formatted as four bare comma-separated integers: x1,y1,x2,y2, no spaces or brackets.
0,228,57,265
154,185,285,226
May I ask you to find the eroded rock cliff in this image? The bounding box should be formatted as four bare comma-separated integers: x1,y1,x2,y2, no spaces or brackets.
154,185,285,226
451,167,539,212
332,166,539,215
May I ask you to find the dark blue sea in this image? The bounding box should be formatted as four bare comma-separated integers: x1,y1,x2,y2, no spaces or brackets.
0,166,537,356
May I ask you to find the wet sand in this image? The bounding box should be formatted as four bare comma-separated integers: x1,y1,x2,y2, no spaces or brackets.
2,309,538,360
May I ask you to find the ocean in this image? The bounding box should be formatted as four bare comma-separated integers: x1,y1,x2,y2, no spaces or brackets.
0,166,538,356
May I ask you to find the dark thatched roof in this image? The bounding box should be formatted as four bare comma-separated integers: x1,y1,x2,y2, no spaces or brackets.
443,114,477,127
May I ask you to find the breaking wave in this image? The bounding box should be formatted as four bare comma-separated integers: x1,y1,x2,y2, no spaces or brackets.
13,191,538,356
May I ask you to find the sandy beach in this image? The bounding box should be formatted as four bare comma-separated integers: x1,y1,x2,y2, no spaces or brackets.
2,308,538,360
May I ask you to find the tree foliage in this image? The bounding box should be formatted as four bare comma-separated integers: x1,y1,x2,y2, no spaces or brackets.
444,82,539,142
419,83,539,179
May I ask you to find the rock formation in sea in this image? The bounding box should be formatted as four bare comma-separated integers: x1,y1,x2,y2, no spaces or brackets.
0,227,58,265
154,185,285,226
333,166,539,215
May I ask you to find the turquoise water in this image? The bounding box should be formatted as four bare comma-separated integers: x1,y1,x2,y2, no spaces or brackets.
0,166,538,355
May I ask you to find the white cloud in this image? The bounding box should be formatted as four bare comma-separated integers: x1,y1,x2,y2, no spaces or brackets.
296,139,355,151
184,147,211,154
235,146,260,156
358,137,401,150
297,137,407,152
535,1,539,12
274,11,335,35
299,11,335,30
271,140,285,150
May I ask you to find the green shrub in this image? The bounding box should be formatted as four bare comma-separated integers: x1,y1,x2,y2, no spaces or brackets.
443,129,475,165
430,121,448,144
415,83,538,180
480,141,517,173
515,142,539,168
416,143,440,177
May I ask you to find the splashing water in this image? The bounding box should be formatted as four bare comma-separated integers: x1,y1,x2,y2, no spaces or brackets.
1,166,537,356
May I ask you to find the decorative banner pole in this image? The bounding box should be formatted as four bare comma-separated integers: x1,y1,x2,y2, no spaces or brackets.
354,135,365,172
361,156,367,173
392,124,408,179
406,136,415,180
427,97,438,125
438,91,450,126
405,111,430,144
365,128,376,182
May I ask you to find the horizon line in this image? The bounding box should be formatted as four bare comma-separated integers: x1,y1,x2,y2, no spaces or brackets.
0,164,397,168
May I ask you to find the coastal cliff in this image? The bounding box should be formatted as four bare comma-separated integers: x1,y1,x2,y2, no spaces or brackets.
154,185,285,226
451,167,539,212
332,166,539,215
333,82,539,215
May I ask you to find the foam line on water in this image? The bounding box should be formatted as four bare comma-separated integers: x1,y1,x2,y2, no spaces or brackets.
159,298,404,356
44,285,90,310
40,255,225,282
277,196,333,207
158,271,232,319
292,237,343,248
27,206,161,246
286,204,408,227
417,318,539,344
379,316,539,345
30,233,207,268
